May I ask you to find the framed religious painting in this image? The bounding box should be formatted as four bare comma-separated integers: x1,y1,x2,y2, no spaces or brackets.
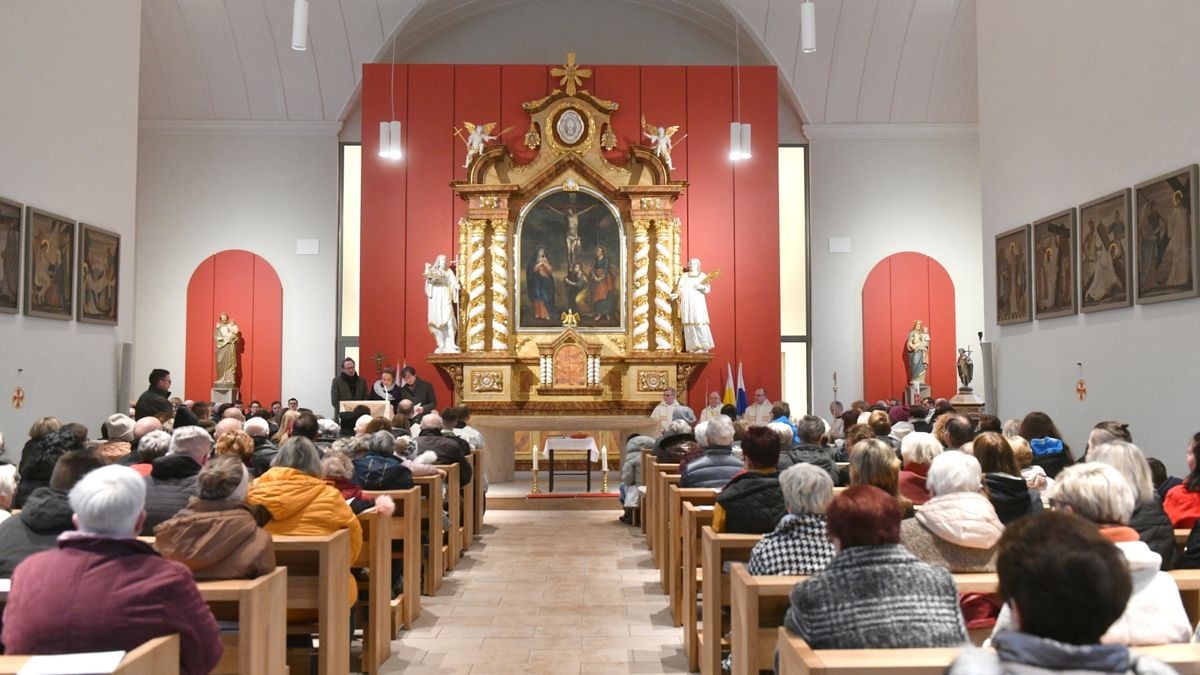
1078,189,1133,312
76,223,119,325
515,186,625,331
995,225,1032,325
0,197,22,314
22,207,75,321
1033,209,1077,319
1134,164,1199,304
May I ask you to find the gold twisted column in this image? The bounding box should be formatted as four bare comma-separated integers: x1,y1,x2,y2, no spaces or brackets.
465,220,488,351
631,221,651,351
671,218,683,352
652,224,675,351
489,221,510,351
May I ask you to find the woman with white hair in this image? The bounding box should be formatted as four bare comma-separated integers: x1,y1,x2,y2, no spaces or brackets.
901,451,1003,572
1090,440,1176,570
898,432,943,505
990,463,1191,646
746,463,836,575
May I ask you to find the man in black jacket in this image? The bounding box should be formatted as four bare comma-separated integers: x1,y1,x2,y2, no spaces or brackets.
0,450,106,576
330,358,369,417
680,417,742,488
399,366,437,420
142,426,211,533
779,415,841,486
134,369,173,421
414,412,471,485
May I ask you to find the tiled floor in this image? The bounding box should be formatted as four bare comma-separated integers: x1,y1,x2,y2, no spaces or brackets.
380,510,688,674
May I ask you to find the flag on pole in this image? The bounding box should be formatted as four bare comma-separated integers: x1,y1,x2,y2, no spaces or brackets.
736,361,749,416
723,362,735,406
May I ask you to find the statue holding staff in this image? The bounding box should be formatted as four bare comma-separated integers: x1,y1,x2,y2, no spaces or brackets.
425,254,461,354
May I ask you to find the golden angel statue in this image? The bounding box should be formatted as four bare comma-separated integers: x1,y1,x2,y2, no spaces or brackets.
641,115,679,171
214,312,241,386
457,122,512,169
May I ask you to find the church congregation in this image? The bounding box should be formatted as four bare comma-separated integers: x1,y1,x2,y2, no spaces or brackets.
6,0,1200,673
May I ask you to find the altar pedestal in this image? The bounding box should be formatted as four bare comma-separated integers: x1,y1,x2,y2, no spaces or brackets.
951,388,985,417
473,415,660,484
211,386,238,405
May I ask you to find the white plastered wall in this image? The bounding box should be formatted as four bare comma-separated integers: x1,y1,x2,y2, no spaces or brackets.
977,0,1200,474
134,131,339,412
0,0,141,455
807,133,985,409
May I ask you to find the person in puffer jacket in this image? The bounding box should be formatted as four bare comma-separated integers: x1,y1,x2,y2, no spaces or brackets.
901,451,1003,572
1019,411,1076,479
680,417,742,488
619,435,655,524
1089,441,1176,570
988,463,1191,647
154,455,275,580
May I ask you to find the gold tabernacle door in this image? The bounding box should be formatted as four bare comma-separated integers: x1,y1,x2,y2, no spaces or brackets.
430,52,709,414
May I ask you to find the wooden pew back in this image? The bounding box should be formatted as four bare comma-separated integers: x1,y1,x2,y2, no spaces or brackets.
197,567,288,675
352,511,392,675
273,530,352,675
362,487,423,631
668,486,721,625
412,473,445,595
699,526,762,675
682,502,715,671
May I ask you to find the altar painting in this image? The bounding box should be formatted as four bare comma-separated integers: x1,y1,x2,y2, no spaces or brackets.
517,189,624,331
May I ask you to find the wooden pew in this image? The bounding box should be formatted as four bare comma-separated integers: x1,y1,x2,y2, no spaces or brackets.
462,452,476,550
655,471,682,586
437,462,463,572
412,473,445,595
1170,568,1200,626
667,485,721,625
471,449,484,536
698,526,762,675
639,449,653,534
352,511,392,675
273,530,352,675
0,635,181,675
197,567,288,675
362,487,423,632
682,502,715,671
775,629,1200,675
648,462,680,568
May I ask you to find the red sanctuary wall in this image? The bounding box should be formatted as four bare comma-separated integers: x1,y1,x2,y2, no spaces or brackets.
185,250,283,405
861,252,956,402
360,63,780,407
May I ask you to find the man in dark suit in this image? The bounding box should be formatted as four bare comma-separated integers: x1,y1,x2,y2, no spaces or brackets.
134,369,173,421
399,366,437,420
330,357,368,417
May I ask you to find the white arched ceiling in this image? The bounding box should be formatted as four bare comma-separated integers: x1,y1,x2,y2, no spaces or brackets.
138,0,976,127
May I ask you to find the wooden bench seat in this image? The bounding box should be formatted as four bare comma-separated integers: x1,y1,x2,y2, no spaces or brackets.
682,501,715,671
197,567,287,675
363,487,423,632
667,485,721,626
0,635,181,675
776,628,1200,675
412,473,445,595
352,511,393,675
699,526,763,675
273,530,353,675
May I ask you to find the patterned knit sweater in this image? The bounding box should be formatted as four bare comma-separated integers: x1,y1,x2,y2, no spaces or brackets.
747,513,835,575
783,544,968,648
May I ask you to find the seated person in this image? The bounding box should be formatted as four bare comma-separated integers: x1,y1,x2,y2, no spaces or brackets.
154,455,276,580
849,438,914,517
713,426,784,534
991,463,1191,645
654,416,697,464
353,431,414,491
975,432,1041,525
620,435,656,524
1163,431,1200,528
679,416,742,488
0,450,106,576
949,512,1175,674
413,413,472,485
1,465,222,675
129,429,170,476
0,465,18,524
16,425,78,508
784,485,967,648
320,450,396,515
214,428,255,467
897,431,943,505
244,417,278,476
247,437,363,605
901,451,1003,572
777,415,840,486
747,463,836,575
1090,441,1176,570
1148,457,1182,502
142,425,212,534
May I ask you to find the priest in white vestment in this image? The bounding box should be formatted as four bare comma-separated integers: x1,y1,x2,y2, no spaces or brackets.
743,388,773,426
676,258,715,353
650,388,683,433
698,391,723,423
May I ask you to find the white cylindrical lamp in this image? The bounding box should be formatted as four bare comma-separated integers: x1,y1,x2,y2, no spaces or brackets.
291,0,309,51
800,1,816,54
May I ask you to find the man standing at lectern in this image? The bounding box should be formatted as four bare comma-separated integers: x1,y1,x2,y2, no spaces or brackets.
650,388,683,434
399,366,437,421
330,357,368,417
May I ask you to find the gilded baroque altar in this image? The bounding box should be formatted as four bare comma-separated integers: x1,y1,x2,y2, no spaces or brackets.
427,54,710,414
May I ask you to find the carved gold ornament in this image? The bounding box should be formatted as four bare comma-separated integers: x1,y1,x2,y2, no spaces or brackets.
545,102,597,155
638,371,670,392
478,195,500,209
562,178,579,192
471,371,504,393
601,123,617,151
560,309,580,327
524,121,541,149
551,52,592,96
639,197,662,210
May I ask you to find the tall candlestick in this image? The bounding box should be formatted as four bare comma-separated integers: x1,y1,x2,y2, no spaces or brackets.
532,443,539,472
530,443,541,494
600,444,609,494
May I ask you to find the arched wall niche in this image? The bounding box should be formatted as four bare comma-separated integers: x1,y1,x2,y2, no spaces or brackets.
185,250,283,405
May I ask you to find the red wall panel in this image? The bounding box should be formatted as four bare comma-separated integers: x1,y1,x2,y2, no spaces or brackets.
360,63,779,409
862,253,956,402
185,250,282,405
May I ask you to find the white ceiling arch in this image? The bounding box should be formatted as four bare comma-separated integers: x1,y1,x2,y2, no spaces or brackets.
138,0,977,128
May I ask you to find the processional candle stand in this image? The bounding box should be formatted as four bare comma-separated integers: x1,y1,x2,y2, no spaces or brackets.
530,443,541,494
600,444,609,494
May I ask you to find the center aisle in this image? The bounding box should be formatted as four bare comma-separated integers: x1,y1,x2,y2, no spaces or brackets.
380,510,688,674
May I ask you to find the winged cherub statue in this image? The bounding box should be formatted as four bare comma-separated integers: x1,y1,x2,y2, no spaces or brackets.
641,115,679,171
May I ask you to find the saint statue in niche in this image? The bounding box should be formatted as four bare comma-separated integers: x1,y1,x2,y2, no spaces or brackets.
425,254,461,354
518,190,623,330
905,320,930,385
214,313,241,386
674,258,715,353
